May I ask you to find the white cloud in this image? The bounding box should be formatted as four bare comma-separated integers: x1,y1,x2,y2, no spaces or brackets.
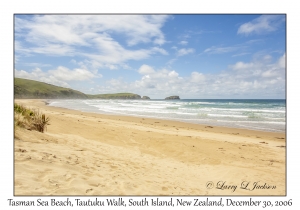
31,44,75,56
151,47,169,55
179,41,188,45
135,67,184,92
177,48,195,56
101,65,186,95
77,33,168,68
237,15,285,35
104,64,118,70
227,53,285,87
15,15,169,46
203,40,263,56
49,66,100,81
83,38,151,64
204,46,235,54
231,61,255,71
94,78,133,94
204,46,239,54
14,40,32,56
168,71,179,78
138,65,155,75
15,68,70,88
15,66,101,87
94,54,285,98
172,45,195,57
277,53,286,68
190,72,206,83
15,15,170,70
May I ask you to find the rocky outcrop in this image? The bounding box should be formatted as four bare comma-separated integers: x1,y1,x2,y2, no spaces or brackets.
142,96,150,100
165,96,180,100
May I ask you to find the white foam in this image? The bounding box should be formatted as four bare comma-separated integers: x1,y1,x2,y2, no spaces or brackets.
208,114,248,118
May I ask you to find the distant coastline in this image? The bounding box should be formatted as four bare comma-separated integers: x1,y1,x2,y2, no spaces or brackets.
15,78,184,101
15,78,143,100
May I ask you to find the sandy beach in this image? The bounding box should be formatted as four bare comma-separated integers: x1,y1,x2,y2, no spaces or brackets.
14,99,286,195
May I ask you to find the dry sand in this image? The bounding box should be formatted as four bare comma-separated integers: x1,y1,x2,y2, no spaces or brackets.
14,99,286,195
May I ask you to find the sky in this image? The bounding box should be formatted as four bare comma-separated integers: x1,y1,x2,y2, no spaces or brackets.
14,14,286,99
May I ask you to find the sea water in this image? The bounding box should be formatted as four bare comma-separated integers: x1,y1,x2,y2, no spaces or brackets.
48,99,286,132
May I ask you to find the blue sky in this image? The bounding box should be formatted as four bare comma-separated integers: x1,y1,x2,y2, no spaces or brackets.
14,14,286,99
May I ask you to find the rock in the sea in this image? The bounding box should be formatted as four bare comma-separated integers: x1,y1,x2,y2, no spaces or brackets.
142,96,150,100
165,96,180,100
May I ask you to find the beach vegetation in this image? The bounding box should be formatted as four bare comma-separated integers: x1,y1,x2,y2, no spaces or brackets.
14,103,50,133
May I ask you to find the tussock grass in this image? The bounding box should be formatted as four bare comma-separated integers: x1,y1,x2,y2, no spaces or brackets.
14,103,50,133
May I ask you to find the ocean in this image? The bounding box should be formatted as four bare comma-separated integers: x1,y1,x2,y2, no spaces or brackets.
48,99,286,132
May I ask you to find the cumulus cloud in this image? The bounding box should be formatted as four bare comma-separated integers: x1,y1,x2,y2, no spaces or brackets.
95,54,285,98
190,72,206,83
219,53,285,96
135,67,184,93
15,68,70,88
138,65,155,75
99,64,186,95
237,15,285,35
15,66,101,87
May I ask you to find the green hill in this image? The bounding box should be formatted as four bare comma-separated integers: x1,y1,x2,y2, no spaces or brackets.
14,78,141,99
87,93,141,99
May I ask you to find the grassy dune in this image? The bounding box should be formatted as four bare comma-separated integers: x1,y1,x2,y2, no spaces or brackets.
14,103,50,133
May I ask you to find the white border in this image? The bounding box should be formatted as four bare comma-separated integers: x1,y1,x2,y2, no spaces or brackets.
2,0,298,209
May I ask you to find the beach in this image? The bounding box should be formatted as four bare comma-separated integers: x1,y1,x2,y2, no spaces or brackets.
14,99,286,195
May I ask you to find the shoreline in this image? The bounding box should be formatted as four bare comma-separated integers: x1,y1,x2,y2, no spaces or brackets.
46,98,286,133
14,99,286,195
41,99,286,139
